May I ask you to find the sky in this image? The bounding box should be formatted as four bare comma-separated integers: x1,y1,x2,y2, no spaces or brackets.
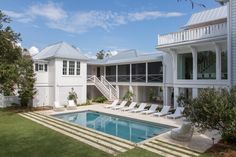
0,0,220,57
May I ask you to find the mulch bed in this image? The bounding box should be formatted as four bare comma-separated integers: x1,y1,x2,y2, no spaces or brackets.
2,106,52,113
207,140,236,157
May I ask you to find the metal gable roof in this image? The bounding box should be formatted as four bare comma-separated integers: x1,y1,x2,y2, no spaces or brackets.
185,5,227,27
88,49,163,65
33,42,89,60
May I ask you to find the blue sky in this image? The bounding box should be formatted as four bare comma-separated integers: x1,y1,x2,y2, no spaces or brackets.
0,0,220,57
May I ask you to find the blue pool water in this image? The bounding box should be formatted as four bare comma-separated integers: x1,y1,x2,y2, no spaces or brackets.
53,111,173,143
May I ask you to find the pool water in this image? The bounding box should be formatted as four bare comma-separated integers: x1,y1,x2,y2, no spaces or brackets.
53,111,173,143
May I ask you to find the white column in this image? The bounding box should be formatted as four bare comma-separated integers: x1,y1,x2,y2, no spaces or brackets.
163,86,170,106
192,88,198,98
174,87,179,108
104,66,106,78
130,64,132,83
116,85,119,99
170,50,177,83
146,62,148,83
116,65,118,82
215,43,221,81
163,63,166,83
190,46,197,80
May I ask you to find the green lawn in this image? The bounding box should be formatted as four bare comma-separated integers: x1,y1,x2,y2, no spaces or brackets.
0,109,211,157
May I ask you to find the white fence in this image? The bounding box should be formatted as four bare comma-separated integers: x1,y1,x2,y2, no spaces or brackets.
0,94,20,108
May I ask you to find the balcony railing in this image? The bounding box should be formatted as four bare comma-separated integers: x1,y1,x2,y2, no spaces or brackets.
148,74,163,82
105,75,116,82
118,75,130,82
132,74,146,82
157,22,227,46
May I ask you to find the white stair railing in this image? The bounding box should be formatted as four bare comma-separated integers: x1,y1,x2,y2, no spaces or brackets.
101,76,118,99
88,75,118,101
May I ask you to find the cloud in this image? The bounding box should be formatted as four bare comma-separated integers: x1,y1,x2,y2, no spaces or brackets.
28,46,39,55
28,2,67,21
3,2,184,33
128,11,184,21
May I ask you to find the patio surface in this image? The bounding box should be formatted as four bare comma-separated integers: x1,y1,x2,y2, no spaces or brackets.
36,103,221,153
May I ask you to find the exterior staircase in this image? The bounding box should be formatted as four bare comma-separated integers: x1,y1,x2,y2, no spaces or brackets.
87,75,118,101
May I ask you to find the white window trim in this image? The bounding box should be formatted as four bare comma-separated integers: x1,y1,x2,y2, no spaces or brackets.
62,60,81,76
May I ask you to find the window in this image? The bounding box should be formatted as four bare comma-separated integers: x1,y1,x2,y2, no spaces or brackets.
35,63,38,71
69,61,75,75
39,64,44,71
44,64,48,72
197,51,216,79
177,53,193,79
221,51,227,79
76,62,80,75
63,60,67,75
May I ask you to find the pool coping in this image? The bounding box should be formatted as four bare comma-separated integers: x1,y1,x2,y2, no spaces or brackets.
37,104,221,153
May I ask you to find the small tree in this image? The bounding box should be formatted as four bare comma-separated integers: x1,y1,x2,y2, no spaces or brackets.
179,88,236,144
123,90,134,102
96,50,106,60
17,53,36,106
67,88,78,104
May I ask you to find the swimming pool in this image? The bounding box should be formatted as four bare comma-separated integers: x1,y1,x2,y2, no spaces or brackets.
53,111,173,143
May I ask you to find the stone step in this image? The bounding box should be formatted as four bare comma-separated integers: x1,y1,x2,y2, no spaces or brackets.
22,113,126,154
151,140,199,156
29,112,134,150
145,143,191,157
154,139,201,155
19,113,117,155
31,112,134,147
139,145,178,157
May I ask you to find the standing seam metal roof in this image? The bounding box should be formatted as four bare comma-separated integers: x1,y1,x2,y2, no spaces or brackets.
185,5,227,27
33,41,89,60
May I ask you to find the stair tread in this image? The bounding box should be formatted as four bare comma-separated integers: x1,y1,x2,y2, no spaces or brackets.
139,145,178,157
145,142,193,157
150,140,199,156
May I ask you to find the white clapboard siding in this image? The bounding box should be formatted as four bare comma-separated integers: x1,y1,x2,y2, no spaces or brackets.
231,0,236,85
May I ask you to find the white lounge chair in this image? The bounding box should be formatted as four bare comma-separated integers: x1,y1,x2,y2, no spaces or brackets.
67,100,77,110
167,107,184,119
53,101,65,111
131,103,147,113
121,102,137,111
141,104,158,114
105,100,119,108
171,122,194,141
112,101,128,110
154,105,171,117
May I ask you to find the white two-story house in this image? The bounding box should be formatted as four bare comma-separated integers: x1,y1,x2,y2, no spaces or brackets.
33,42,88,107
30,2,235,109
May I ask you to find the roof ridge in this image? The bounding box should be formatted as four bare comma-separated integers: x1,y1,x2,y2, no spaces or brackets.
54,42,64,57
193,5,226,15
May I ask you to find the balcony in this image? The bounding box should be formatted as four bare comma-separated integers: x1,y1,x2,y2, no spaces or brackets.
157,22,227,47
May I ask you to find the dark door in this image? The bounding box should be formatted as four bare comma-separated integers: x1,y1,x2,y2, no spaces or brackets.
97,67,101,78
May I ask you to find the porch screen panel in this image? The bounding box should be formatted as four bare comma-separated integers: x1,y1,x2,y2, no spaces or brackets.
118,64,130,82
148,62,163,82
105,66,116,82
132,63,146,82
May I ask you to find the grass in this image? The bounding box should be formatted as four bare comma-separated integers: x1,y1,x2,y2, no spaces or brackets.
0,109,213,157
0,109,160,157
